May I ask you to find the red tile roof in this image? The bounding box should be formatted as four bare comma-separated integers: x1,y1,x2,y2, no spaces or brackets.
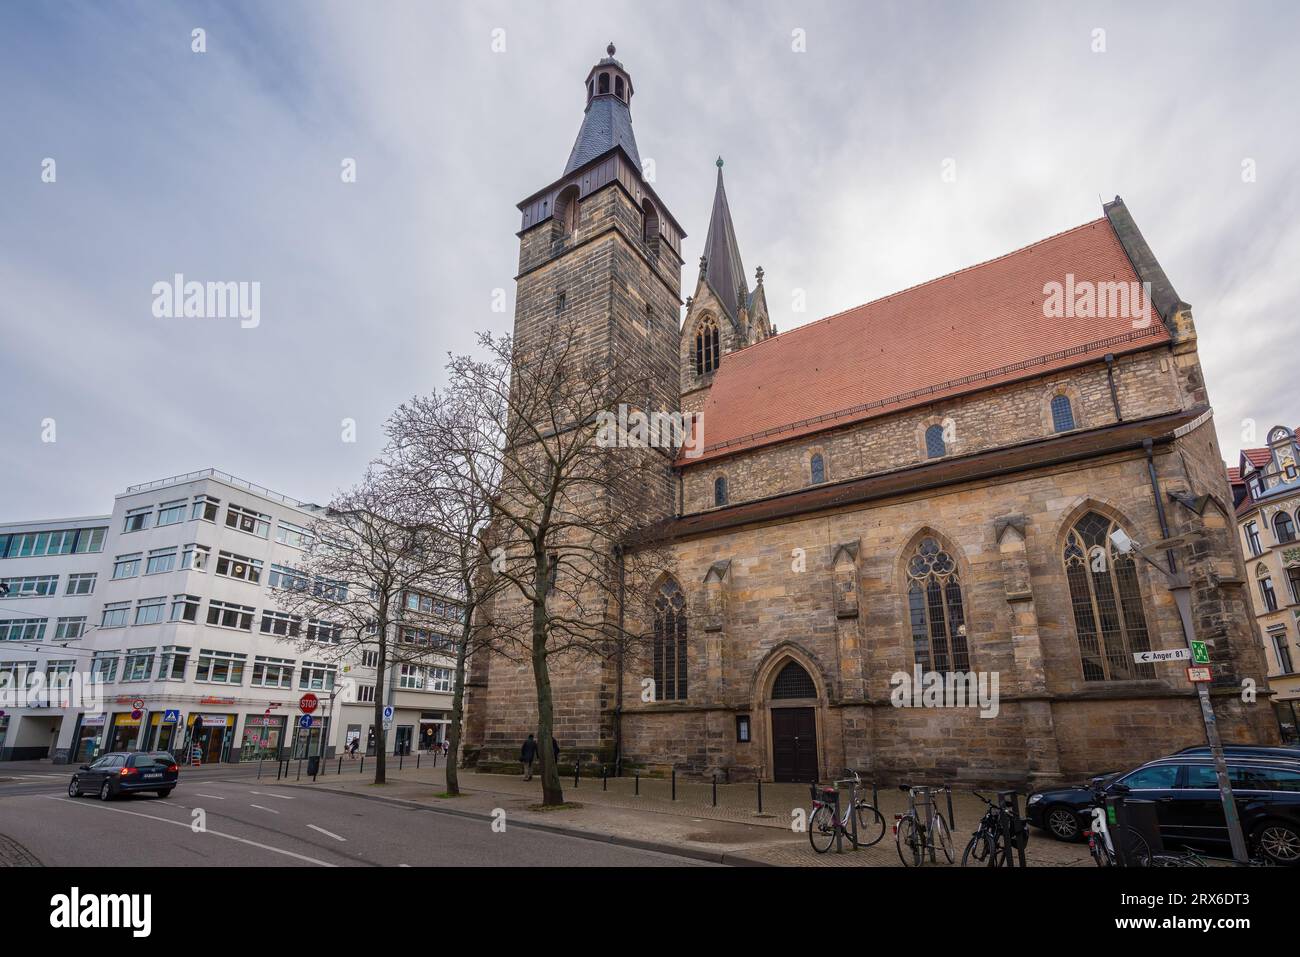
682,217,1170,465
1227,466,1243,484
1242,448,1272,469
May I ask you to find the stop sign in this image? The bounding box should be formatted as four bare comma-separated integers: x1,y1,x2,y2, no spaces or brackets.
299,693,318,714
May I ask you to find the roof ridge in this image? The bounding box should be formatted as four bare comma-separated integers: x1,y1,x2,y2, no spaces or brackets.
718,215,1112,363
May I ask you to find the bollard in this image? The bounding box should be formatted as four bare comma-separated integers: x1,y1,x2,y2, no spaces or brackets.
712,773,717,808
671,766,676,801
296,758,302,781
360,754,364,775
417,753,421,770
275,760,282,781
574,755,582,788
399,752,404,771
338,757,343,775
757,778,763,814
258,757,263,781
433,749,438,768
635,772,640,796
602,766,608,791
947,786,956,831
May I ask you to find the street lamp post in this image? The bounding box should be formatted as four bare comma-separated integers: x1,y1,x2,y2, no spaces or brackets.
1110,528,1250,864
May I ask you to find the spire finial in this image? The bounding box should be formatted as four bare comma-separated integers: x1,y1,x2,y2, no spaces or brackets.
607,42,616,57
755,266,764,285
716,156,724,169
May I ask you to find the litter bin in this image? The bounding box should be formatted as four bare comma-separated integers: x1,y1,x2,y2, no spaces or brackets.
307,755,320,777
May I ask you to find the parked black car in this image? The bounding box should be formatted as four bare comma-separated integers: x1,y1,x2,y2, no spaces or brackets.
1174,744,1300,760
1026,755,1300,864
68,751,179,801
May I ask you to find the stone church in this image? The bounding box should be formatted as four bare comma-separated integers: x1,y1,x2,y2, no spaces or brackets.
461,46,1278,786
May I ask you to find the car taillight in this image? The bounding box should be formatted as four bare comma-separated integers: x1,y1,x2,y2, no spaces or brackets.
166,764,178,773
120,767,137,777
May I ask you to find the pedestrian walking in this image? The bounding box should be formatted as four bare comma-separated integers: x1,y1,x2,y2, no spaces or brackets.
348,736,359,760
520,734,537,780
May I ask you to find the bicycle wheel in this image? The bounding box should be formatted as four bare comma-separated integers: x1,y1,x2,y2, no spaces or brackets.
896,816,923,866
808,805,838,854
852,802,886,848
1117,828,1152,867
933,813,955,864
961,831,995,866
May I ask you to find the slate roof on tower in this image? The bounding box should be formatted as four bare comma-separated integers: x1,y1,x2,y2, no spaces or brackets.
681,207,1173,465
563,45,641,176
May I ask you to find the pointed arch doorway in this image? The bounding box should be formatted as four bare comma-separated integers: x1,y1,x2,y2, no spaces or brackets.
769,660,820,782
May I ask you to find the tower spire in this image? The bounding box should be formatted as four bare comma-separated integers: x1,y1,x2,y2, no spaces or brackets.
563,44,640,176
700,157,748,323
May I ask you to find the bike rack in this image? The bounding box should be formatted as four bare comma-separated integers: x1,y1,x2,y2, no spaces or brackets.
995,790,1028,867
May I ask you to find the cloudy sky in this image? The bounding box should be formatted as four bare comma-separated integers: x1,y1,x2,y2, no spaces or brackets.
2,0,1298,519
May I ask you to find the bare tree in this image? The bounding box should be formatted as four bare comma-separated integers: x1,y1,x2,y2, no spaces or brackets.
274,465,451,785
437,322,676,806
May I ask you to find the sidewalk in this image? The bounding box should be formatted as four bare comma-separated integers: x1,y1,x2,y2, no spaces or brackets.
272,758,1095,867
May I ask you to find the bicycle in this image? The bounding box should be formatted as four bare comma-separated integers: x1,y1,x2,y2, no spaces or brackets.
961,791,1027,866
808,771,886,852
895,783,954,866
1084,790,1152,867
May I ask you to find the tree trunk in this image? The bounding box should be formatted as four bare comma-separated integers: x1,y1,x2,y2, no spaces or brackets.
445,617,471,797
373,631,387,785
532,597,563,806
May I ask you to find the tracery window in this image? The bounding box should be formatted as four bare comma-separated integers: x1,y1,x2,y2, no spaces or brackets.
653,579,687,701
1063,512,1155,681
906,537,969,671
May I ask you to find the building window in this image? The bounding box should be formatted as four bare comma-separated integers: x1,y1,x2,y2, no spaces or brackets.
225,504,271,538
1259,564,1279,612
181,544,210,571
215,551,263,584
735,715,751,742
206,599,255,631
362,651,378,668
45,659,75,688
196,648,246,684
145,547,178,575
307,620,341,644
428,667,453,693
1270,631,1294,674
713,475,728,507
91,651,118,683
771,660,817,699
399,663,425,690
810,453,826,485
192,495,220,522
66,573,97,595
269,563,309,591
112,553,142,579
100,601,130,629
276,520,312,549
157,645,189,680
1050,394,1076,432
54,616,86,641
1245,521,1262,556
1064,512,1156,681
906,536,970,671
0,526,105,558
134,596,167,626
1287,566,1300,605
169,594,200,623
358,684,375,703
1275,512,1296,544
252,655,295,688
122,648,155,682
694,316,720,375
156,499,186,526
299,662,336,691
0,618,47,641
123,506,152,533
1,574,59,597
925,424,947,459
260,610,302,638
652,578,687,701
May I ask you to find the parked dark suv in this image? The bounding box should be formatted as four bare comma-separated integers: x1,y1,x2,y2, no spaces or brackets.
1026,755,1300,864
68,751,179,801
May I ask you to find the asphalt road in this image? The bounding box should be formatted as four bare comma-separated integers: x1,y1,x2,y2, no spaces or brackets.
0,765,713,867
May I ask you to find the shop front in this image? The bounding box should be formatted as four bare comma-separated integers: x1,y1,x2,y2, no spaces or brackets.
143,711,183,753
1275,698,1299,745
185,713,235,764
73,713,106,762
107,712,141,752
241,714,287,761
418,712,448,751
290,716,331,760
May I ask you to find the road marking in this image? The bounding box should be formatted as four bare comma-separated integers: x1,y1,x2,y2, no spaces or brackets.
40,796,336,866
307,824,346,842
249,790,294,800
193,792,226,800
155,801,189,810
249,804,281,814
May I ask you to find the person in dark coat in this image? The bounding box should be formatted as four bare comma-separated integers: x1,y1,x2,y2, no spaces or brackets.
552,736,560,764
520,734,538,780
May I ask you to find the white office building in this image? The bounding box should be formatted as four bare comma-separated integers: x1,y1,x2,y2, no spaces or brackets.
0,469,462,764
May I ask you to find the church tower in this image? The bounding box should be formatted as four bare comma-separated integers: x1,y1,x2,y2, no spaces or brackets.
463,45,685,769
679,157,773,414
512,43,685,421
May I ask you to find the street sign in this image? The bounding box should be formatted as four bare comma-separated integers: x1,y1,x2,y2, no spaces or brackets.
131,698,145,710
163,709,180,723
1191,640,1210,665
299,693,319,714
1187,666,1213,683
130,709,142,719
299,715,314,729
1133,648,1191,664
382,705,394,721
383,721,393,731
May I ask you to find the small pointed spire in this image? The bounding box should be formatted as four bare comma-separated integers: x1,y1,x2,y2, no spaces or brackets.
700,158,748,322
755,265,764,285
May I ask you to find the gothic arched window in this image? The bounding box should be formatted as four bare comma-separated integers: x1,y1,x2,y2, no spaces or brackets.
713,475,728,507
695,316,720,375
906,537,969,671
653,579,687,701
641,198,659,244
1274,511,1295,544
1051,394,1075,432
810,453,825,485
771,660,816,699
1063,512,1155,681
555,185,579,235
925,424,946,459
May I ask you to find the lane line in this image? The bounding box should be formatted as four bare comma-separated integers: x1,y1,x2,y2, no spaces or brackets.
249,804,281,814
193,793,226,800
40,796,336,866
249,790,295,800
307,824,346,842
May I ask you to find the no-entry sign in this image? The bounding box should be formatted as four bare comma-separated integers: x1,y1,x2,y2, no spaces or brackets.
299,693,319,714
